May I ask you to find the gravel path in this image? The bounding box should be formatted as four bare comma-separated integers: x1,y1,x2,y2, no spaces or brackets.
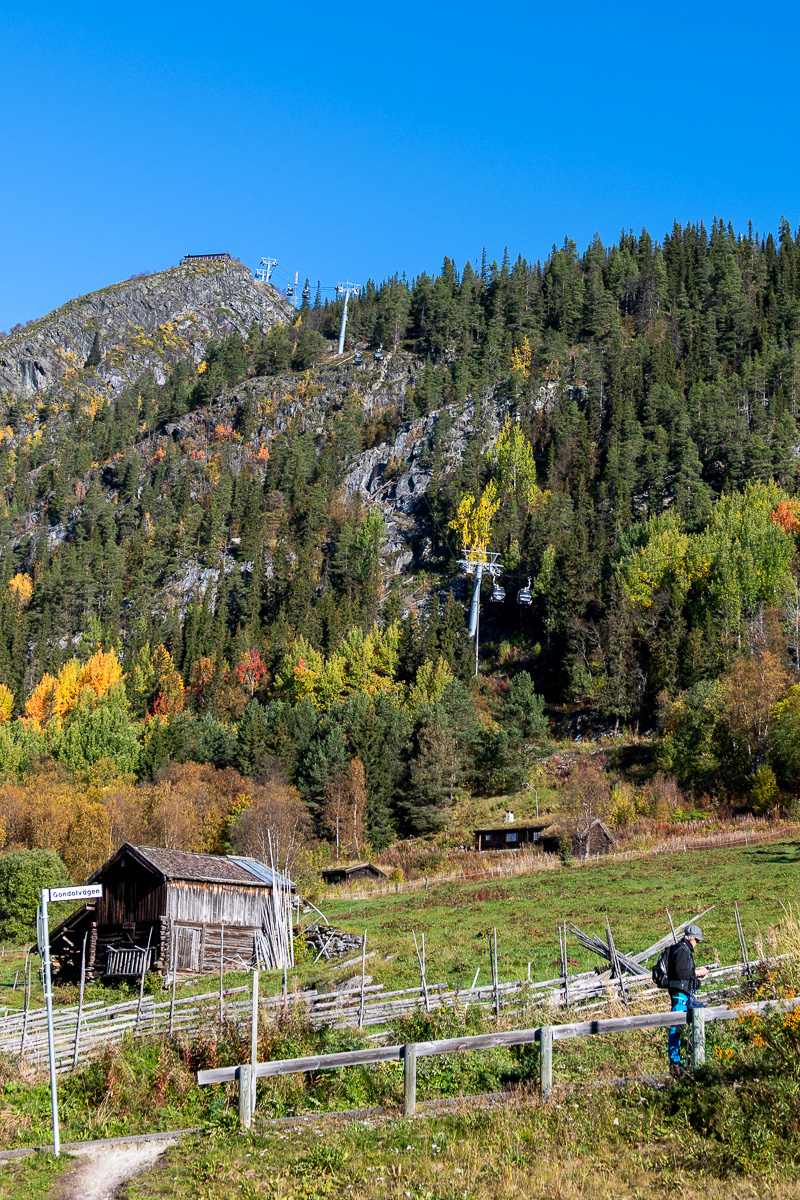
60,1136,179,1200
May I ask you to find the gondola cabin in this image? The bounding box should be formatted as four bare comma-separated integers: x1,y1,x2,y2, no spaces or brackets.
49,844,293,983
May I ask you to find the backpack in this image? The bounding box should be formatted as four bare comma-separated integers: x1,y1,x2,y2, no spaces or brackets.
652,946,671,989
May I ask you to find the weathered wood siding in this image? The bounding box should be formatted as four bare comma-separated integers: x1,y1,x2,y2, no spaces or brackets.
166,881,268,926
95,858,165,927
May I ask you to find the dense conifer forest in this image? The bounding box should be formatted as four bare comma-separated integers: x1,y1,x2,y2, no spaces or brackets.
2,216,800,880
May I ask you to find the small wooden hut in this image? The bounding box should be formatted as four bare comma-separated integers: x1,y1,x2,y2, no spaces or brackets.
49,844,293,982
320,862,389,885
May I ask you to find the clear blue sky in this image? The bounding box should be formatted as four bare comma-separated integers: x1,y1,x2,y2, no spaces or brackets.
1,0,797,332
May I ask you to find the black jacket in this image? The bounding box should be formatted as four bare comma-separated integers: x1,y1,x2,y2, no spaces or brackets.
667,938,700,995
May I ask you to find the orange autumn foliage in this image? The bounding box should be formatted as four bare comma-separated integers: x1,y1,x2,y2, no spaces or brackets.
24,649,124,727
770,500,800,535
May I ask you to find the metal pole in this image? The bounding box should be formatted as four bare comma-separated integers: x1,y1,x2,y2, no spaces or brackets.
337,289,350,355
467,560,483,639
40,891,60,1156
475,574,480,676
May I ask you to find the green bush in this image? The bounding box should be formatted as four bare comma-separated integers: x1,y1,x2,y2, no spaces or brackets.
0,849,70,941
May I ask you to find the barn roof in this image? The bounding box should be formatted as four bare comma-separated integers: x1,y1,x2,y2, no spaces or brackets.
229,855,294,889
91,844,275,887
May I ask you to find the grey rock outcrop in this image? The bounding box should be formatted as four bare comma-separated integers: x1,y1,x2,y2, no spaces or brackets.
0,262,294,399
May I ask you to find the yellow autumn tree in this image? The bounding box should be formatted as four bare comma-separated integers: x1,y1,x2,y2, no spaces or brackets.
510,335,532,379
449,479,501,556
0,684,14,724
9,573,33,609
78,648,124,699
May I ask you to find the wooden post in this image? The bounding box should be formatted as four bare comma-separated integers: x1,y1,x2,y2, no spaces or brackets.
238,1063,252,1129
412,930,429,1013
136,927,153,1029
20,955,31,1055
734,902,751,977
72,932,87,1070
219,924,225,1023
403,1043,417,1117
540,1025,553,1099
358,931,367,1029
250,970,259,1116
493,928,499,1020
169,929,177,1036
691,1007,706,1070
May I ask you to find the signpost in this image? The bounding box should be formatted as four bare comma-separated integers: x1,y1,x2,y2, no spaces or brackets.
38,883,103,1156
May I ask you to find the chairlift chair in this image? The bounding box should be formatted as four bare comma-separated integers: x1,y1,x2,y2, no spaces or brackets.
374,347,383,361
286,286,294,297
517,577,533,606
490,582,505,603
353,351,363,365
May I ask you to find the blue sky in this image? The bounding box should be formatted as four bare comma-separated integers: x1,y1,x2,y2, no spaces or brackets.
1,0,797,331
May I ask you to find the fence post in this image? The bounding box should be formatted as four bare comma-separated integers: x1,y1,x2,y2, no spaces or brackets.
237,1064,252,1129
540,1026,553,1099
403,1043,417,1117
691,1007,706,1070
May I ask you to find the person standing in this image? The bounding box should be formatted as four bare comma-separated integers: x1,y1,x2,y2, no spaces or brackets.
667,923,709,1076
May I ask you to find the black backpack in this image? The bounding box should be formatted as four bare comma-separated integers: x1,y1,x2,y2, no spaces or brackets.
652,946,671,989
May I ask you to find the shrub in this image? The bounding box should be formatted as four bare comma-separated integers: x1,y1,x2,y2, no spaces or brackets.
0,848,70,940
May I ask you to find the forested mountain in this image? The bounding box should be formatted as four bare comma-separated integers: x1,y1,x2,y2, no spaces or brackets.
2,217,800,879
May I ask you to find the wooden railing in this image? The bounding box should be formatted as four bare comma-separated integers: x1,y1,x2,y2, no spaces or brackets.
197,996,800,1126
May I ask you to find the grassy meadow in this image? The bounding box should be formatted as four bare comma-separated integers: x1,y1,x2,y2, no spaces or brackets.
318,839,800,992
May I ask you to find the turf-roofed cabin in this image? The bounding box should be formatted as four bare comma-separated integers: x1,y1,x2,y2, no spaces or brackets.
49,844,292,982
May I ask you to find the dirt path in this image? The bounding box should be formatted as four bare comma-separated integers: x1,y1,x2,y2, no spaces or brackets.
59,1136,179,1200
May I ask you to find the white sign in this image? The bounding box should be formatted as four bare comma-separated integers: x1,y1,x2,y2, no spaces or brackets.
47,884,103,903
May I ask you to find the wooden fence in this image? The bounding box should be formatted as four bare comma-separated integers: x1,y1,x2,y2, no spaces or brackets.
198,994,800,1124
0,956,750,1076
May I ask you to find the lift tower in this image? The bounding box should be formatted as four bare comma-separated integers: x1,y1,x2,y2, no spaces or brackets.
457,549,503,676
255,257,278,283
336,282,360,354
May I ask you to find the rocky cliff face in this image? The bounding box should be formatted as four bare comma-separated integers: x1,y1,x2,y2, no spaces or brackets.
0,262,294,400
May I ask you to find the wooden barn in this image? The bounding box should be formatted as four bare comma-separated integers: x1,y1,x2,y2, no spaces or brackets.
49,844,293,983
320,862,389,885
573,817,615,859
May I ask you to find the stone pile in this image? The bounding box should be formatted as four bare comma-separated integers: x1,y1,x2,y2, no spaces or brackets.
302,924,363,960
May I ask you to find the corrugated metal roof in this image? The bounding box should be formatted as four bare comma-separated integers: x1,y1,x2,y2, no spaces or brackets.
228,856,294,889
125,846,270,886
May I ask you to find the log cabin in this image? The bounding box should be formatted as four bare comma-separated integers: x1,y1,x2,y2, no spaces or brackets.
49,843,293,983
320,862,389,885
473,817,615,859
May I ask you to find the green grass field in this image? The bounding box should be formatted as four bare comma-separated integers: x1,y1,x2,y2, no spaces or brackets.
1,839,797,1014
318,839,800,992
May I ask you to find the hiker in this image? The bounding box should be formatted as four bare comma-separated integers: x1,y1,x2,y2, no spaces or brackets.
667,923,709,1076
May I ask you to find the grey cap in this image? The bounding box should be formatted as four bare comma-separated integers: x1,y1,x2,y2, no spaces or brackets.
685,924,703,942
